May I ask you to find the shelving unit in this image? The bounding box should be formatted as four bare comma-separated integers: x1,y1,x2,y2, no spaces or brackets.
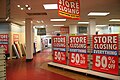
0,48,6,80
48,62,120,80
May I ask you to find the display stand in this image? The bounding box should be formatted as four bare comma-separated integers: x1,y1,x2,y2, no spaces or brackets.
48,62,120,80
0,48,6,80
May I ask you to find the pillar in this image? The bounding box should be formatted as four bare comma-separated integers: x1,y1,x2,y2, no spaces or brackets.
69,25,77,35
88,18,96,35
25,18,33,61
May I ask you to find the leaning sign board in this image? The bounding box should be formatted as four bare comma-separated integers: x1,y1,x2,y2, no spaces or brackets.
58,0,80,20
92,34,119,75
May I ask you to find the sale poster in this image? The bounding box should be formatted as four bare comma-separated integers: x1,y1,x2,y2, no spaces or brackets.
58,0,80,20
52,36,67,64
92,34,119,75
13,34,19,42
0,34,9,54
69,36,88,68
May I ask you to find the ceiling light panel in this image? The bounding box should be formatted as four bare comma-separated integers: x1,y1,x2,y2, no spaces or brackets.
96,25,108,27
78,22,89,24
50,19,66,21
53,25,64,26
109,19,120,21
88,12,110,16
43,4,58,10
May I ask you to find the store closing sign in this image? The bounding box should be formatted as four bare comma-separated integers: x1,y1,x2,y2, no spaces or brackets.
52,36,67,64
92,34,119,75
58,0,80,20
69,36,88,68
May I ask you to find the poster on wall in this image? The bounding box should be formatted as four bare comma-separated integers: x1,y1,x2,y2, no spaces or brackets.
92,34,119,75
60,27,69,35
58,0,80,20
69,36,88,68
0,34,9,53
52,36,67,64
13,34,19,42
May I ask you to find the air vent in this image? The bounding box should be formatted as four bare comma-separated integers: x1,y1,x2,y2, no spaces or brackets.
27,12,47,16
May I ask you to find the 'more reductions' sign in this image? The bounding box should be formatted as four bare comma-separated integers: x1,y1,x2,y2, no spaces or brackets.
52,36,67,64
69,36,88,68
58,0,80,20
92,34,119,75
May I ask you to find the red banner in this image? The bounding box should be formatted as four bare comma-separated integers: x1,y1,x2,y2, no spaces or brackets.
69,52,88,68
0,44,9,53
58,0,80,20
69,36,87,49
92,54,119,75
13,34,19,42
52,36,66,48
53,50,67,64
0,34,8,42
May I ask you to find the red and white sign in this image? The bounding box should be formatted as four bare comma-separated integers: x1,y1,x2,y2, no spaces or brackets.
13,34,19,42
58,0,80,20
69,52,88,68
0,34,8,42
53,50,67,64
92,34,118,53
0,44,9,54
52,36,66,48
92,54,119,75
69,36,87,49
60,27,69,35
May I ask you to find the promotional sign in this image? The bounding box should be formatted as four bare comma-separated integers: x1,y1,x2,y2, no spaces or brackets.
0,34,8,42
37,28,46,35
92,34,119,75
92,54,118,75
69,36,88,68
13,34,19,42
0,44,9,53
52,36,67,64
60,27,69,35
58,0,80,20
53,50,66,64
0,34,9,54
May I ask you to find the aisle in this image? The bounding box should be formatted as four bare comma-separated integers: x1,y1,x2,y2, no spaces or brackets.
6,48,110,80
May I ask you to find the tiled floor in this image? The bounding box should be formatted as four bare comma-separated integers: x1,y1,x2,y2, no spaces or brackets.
6,49,110,80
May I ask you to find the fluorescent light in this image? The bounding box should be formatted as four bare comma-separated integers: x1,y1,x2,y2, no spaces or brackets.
88,12,110,16
50,19,66,21
25,5,29,7
43,4,58,10
96,25,108,27
78,22,89,24
53,25,64,26
109,19,120,22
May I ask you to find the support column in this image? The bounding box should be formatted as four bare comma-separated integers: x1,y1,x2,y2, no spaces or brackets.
88,18,96,35
25,18,33,62
69,25,77,35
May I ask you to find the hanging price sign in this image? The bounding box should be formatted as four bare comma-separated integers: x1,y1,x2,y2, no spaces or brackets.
69,52,88,68
0,44,9,53
53,50,66,64
92,54,118,75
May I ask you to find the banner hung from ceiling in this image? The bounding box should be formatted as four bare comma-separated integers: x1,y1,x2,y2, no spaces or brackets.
58,0,80,20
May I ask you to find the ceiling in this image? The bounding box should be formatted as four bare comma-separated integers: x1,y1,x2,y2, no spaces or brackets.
10,0,120,27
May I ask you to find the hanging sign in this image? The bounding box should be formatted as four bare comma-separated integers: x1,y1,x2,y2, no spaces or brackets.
0,34,8,42
58,0,80,20
69,36,88,68
92,34,119,75
52,36,67,64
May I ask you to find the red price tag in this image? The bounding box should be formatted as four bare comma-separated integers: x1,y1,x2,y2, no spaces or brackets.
69,52,88,68
92,54,119,75
53,50,67,64
0,44,9,53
